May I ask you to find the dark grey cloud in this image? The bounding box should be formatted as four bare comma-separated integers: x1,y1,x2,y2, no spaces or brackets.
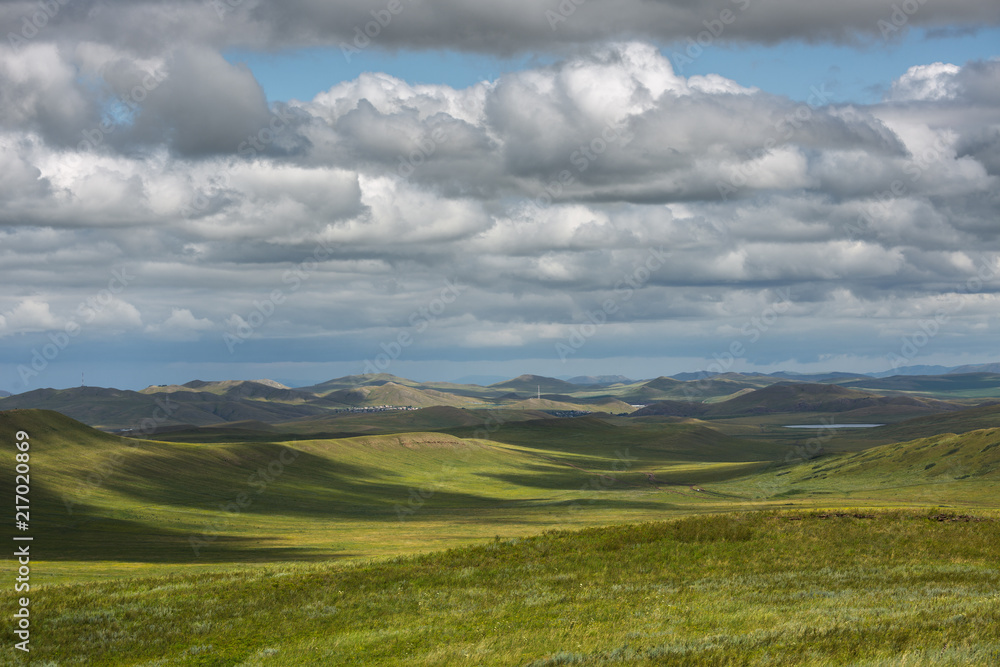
954,58,1000,105
3,0,999,55
127,46,272,156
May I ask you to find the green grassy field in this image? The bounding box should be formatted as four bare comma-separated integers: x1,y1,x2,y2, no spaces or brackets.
2,406,999,665
0,410,758,583
4,511,999,665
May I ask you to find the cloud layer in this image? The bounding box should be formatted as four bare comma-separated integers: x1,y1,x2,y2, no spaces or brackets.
0,3,998,389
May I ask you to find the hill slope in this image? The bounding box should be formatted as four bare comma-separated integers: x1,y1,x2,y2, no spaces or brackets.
142,380,306,401
0,409,773,567
633,382,961,419
321,382,480,408
295,373,422,394
0,386,344,429
876,402,1000,441
715,426,1000,501
489,374,581,394
448,413,786,463
615,375,769,403
842,372,1000,398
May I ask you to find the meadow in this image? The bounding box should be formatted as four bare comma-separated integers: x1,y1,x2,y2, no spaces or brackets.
1,401,999,665
4,511,1000,665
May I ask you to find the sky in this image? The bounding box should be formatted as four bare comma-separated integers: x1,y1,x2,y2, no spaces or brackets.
0,0,998,392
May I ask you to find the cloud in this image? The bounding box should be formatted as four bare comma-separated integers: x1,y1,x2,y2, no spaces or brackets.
888,62,961,101
145,308,215,340
84,297,144,332
0,43,97,146
127,46,272,156
0,36,998,387
0,298,61,335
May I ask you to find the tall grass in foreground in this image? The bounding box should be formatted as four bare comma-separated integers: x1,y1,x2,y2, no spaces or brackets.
4,509,999,666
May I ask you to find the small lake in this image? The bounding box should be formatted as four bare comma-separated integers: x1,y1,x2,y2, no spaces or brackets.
783,424,885,429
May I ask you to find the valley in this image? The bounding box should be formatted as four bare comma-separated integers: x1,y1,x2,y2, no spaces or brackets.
2,369,999,664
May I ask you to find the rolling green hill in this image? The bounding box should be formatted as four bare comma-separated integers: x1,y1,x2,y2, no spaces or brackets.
322,381,481,408
4,399,1000,666
143,379,293,395
295,373,419,393
608,376,773,404
447,413,787,464
714,427,1000,504
300,374,504,401
876,401,1000,440
0,409,774,574
141,380,317,406
776,401,1000,454
156,405,646,444
0,385,344,429
488,373,582,394
497,396,636,413
0,380,489,429
266,406,557,439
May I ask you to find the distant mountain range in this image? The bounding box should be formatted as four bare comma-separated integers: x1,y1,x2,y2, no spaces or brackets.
948,363,1000,375
565,375,634,386
3,368,999,431
670,363,1000,382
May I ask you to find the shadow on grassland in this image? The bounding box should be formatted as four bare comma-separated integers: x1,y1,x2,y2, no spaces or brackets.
28,518,348,563
8,481,349,563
